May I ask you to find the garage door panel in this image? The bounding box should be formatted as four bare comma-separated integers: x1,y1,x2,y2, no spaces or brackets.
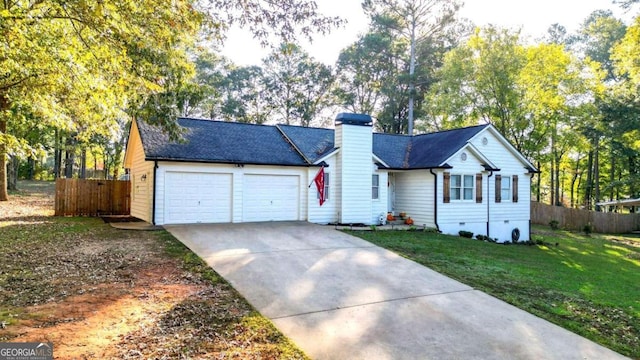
164,172,232,224
243,175,300,222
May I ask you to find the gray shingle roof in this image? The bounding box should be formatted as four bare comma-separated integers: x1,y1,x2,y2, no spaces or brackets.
136,118,489,169
137,118,308,166
277,125,336,163
408,125,488,168
372,133,412,168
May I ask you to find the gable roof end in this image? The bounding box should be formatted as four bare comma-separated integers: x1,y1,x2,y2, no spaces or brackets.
468,124,539,172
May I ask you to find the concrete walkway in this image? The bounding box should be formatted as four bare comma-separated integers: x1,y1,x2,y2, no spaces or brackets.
165,222,627,360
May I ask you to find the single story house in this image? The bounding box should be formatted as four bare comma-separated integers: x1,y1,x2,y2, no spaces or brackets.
124,113,538,242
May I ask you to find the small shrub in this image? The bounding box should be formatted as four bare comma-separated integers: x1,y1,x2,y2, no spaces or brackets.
370,225,377,232
408,225,417,231
476,234,489,241
549,220,560,230
583,223,593,236
459,230,474,238
423,227,439,233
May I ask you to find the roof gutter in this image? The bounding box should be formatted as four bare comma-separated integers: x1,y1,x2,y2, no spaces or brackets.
486,169,494,239
151,160,158,226
145,157,319,168
429,169,441,233
527,166,542,174
384,165,453,171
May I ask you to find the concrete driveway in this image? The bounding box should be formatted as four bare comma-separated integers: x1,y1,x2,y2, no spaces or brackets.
165,222,627,360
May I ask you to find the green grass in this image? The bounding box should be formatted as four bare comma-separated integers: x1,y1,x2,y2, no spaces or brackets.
349,226,640,358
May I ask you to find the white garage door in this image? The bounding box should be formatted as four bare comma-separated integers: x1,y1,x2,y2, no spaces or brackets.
164,172,232,224
243,175,300,222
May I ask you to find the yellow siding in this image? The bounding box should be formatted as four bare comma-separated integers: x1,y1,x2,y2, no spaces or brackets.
124,121,155,223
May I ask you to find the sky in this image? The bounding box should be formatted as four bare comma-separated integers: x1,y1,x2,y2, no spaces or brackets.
222,0,636,66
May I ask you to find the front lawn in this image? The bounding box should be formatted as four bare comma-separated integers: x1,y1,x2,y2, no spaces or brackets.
349,227,640,358
0,181,307,359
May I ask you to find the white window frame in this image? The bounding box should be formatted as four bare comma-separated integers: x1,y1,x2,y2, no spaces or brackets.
501,175,511,202
372,174,379,200
451,174,474,201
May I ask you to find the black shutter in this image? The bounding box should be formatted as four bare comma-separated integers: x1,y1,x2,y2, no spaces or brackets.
476,173,483,203
443,172,450,203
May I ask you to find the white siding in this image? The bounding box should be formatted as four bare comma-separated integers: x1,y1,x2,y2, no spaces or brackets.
394,171,435,227
438,150,487,227
335,123,373,224
154,163,308,225
471,130,532,241
371,165,388,225
308,156,338,224
434,128,532,241
125,121,154,223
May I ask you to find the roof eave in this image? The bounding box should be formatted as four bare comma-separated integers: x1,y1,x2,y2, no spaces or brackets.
372,154,391,169
313,148,340,165
147,157,313,167
386,165,453,171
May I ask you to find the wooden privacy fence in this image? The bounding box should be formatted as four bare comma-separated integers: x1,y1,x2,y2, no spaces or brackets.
531,201,640,234
55,179,131,216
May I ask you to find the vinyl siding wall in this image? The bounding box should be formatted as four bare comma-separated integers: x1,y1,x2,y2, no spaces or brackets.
336,124,373,224
435,128,532,241
394,171,435,228
371,165,388,225
126,121,155,223
154,162,308,225
308,156,338,224
437,150,490,238
470,130,531,241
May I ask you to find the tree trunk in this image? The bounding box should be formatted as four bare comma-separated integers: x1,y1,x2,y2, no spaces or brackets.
80,148,87,179
536,161,541,202
93,151,98,179
407,17,416,135
7,156,18,191
64,135,76,178
576,169,583,208
554,152,561,206
103,151,110,179
28,157,35,180
54,130,63,178
550,157,555,206
584,149,594,209
570,157,580,208
594,138,600,211
629,155,637,198
0,93,8,201
609,148,615,201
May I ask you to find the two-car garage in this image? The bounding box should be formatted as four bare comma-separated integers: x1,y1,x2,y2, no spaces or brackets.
161,169,302,225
